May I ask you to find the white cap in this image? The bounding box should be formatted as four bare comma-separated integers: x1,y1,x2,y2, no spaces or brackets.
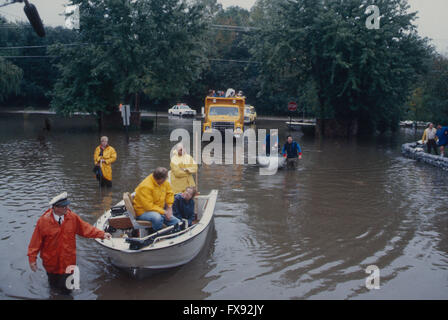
49,192,70,207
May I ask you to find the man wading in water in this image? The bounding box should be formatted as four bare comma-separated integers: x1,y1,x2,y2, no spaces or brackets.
282,135,302,169
27,192,111,294
93,136,117,188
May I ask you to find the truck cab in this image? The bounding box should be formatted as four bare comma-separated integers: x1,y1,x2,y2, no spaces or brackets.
203,96,245,138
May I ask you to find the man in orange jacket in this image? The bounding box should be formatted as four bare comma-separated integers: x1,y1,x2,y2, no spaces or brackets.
27,192,111,293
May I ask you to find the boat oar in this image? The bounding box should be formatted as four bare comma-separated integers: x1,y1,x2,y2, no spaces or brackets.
125,220,186,250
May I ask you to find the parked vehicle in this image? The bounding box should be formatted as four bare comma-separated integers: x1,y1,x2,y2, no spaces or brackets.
168,103,197,117
202,96,245,138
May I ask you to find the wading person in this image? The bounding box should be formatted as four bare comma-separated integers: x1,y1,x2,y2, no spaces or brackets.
27,192,111,294
436,124,448,157
173,187,197,227
170,143,198,194
282,135,302,169
133,167,180,231
421,123,438,155
263,131,279,156
93,136,117,188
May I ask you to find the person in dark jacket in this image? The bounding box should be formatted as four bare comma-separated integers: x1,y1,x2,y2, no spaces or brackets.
173,187,197,226
264,131,279,156
282,135,302,169
436,124,448,157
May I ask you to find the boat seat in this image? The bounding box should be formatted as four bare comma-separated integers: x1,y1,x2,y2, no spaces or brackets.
122,192,152,229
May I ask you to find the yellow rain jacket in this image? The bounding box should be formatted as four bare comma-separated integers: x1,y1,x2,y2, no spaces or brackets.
93,145,117,181
133,174,174,216
170,151,198,194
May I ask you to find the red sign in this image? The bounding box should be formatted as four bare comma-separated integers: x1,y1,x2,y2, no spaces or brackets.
288,101,297,112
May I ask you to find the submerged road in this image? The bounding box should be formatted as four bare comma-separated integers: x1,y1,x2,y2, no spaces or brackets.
0,114,446,299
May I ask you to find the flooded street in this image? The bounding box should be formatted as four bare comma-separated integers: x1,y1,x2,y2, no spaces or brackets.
0,113,447,299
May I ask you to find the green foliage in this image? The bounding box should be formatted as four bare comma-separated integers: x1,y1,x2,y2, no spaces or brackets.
0,15,79,107
250,0,433,134
405,55,448,124
187,5,259,109
0,57,23,102
1,0,441,136
50,0,209,115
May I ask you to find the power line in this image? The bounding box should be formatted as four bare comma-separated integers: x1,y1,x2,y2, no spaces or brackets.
210,24,260,32
209,58,260,64
0,25,32,29
1,55,261,64
0,43,85,50
1,55,58,58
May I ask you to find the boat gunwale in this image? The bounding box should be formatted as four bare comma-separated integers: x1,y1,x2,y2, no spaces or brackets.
94,190,218,254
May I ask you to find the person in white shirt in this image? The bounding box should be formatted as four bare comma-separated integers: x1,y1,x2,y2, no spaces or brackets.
421,123,438,155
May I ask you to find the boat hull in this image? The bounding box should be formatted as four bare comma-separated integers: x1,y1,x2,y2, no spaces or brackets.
95,190,218,270
102,221,213,269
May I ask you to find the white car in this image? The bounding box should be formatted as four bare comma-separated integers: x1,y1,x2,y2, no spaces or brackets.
168,104,197,117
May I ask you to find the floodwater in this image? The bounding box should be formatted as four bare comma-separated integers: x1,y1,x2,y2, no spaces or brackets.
0,113,447,300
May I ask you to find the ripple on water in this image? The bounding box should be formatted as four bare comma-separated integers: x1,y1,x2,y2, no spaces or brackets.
1,121,448,299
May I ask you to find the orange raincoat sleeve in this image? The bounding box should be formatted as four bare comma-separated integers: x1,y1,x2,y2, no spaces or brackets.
75,215,105,239
27,220,43,264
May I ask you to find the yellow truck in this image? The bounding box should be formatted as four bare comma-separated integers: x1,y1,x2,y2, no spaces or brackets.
203,96,245,137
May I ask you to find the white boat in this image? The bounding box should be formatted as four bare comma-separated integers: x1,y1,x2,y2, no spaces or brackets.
94,190,218,270
286,121,316,131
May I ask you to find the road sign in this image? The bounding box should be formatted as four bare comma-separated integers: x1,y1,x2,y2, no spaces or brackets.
121,104,131,126
288,101,297,112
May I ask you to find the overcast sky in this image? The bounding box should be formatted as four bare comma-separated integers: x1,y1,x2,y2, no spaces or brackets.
1,0,447,53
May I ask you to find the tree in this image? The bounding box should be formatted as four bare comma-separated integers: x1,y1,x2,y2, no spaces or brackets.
250,0,432,136
50,0,209,116
0,15,79,108
0,57,23,102
406,55,448,124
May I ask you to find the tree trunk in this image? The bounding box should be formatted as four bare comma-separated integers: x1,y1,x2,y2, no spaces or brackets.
316,117,359,137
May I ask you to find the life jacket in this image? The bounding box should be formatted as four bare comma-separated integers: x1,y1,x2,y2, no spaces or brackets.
283,141,301,158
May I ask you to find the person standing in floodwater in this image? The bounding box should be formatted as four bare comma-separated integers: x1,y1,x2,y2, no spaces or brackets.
93,136,117,188
282,135,302,169
436,124,448,157
27,192,111,294
422,123,438,155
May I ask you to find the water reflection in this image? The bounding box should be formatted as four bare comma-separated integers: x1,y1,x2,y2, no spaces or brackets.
0,115,447,299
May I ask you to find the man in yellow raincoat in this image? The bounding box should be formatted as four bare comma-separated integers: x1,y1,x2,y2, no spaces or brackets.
133,167,180,231
170,143,198,194
93,136,117,187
